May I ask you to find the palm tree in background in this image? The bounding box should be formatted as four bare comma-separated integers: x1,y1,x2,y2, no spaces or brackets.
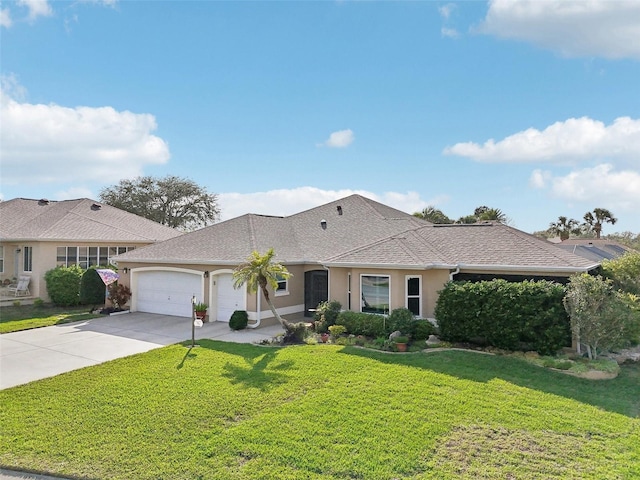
233,248,292,328
413,206,453,224
549,216,582,241
583,208,617,239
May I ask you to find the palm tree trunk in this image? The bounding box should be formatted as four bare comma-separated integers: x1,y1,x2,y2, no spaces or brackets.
260,285,291,328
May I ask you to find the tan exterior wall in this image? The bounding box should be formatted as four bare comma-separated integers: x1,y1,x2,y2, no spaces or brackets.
0,241,149,302
325,267,451,318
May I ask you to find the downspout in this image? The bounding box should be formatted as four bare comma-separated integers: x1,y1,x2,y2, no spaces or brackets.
248,289,262,329
449,266,460,281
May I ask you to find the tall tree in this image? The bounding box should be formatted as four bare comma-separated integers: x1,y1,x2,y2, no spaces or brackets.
413,206,453,224
100,175,220,231
548,216,581,241
476,207,508,223
456,206,509,224
233,248,292,329
583,208,617,239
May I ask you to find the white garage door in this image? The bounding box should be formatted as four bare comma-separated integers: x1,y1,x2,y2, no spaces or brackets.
136,271,201,318
217,273,245,322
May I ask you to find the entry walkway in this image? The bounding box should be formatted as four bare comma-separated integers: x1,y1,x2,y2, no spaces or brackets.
0,312,284,390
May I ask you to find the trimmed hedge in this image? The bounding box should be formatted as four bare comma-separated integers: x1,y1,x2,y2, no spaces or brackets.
80,268,107,306
434,279,570,355
44,265,84,307
229,310,249,330
336,311,387,338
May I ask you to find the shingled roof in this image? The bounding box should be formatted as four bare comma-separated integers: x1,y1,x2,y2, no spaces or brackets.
114,194,430,264
326,222,597,272
113,194,598,273
0,198,181,243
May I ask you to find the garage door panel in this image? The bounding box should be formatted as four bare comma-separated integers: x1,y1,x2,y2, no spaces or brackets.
136,271,201,318
216,273,244,322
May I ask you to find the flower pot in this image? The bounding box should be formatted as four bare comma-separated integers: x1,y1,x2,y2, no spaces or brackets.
321,333,329,343
395,342,408,352
195,311,207,320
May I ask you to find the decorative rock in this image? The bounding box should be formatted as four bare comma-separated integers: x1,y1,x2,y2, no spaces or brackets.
388,330,402,341
426,334,441,346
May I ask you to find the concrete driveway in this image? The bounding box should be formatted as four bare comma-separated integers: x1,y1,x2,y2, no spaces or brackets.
0,312,284,390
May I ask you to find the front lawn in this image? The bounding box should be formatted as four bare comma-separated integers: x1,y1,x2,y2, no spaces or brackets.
0,304,100,333
1,343,638,479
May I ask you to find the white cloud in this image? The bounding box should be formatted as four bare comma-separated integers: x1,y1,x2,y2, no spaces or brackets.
438,3,456,19
18,0,52,21
54,186,95,200
444,116,640,164
478,0,640,60
218,187,442,221
319,129,354,148
538,164,640,211
0,8,12,27
441,27,459,39
0,82,170,186
529,169,550,189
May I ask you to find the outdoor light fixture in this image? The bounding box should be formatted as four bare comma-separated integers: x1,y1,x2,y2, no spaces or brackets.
203,271,210,278
123,267,129,274
321,219,327,230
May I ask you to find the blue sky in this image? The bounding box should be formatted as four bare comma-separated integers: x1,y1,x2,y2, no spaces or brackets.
1,0,639,235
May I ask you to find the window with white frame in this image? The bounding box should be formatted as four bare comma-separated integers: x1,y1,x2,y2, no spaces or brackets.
361,275,390,315
406,275,421,317
23,246,33,272
275,274,289,296
56,246,136,268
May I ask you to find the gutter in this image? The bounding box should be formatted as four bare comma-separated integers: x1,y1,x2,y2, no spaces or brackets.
454,263,600,273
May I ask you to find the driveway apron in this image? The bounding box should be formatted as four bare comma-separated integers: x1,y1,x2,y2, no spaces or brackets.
0,312,283,390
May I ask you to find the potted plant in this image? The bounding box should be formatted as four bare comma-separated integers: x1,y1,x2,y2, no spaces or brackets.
394,335,409,352
194,302,208,320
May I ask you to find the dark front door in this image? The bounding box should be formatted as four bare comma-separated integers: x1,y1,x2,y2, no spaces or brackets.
304,270,328,317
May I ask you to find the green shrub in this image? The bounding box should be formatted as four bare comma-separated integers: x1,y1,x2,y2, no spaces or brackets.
33,298,45,308
336,311,386,337
410,319,436,340
44,265,84,306
80,268,108,306
328,324,346,336
387,308,414,334
314,300,342,333
283,322,310,344
229,310,249,330
435,279,569,355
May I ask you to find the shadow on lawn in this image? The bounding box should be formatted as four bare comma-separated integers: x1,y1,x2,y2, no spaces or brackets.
182,340,293,391
341,347,640,418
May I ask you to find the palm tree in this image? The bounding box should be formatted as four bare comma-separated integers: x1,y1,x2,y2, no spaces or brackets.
548,216,581,241
233,248,292,328
476,207,508,223
583,208,617,239
413,206,453,224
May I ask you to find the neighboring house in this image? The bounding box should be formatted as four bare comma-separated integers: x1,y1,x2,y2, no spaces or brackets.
113,194,598,324
555,238,633,263
0,198,182,301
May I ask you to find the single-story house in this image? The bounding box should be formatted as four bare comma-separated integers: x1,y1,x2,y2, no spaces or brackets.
555,238,634,263
113,194,598,325
0,198,181,301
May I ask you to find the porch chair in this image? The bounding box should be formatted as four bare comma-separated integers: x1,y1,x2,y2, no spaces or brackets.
7,275,31,297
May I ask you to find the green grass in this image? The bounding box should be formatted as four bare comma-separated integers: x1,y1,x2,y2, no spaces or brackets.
1,343,638,479
0,304,100,333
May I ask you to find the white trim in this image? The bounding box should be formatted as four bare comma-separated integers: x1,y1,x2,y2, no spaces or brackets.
456,263,598,273
248,303,305,321
405,274,421,317
360,273,391,315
